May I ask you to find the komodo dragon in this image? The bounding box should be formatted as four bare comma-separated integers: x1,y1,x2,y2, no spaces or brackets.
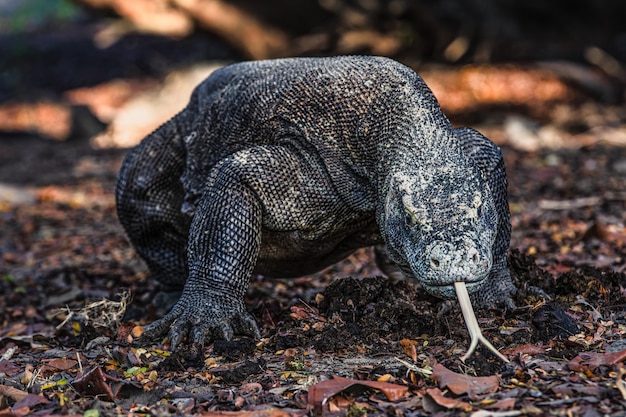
116,56,516,361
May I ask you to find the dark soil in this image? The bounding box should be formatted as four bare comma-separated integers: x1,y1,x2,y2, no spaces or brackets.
2,13,626,415
4,111,626,415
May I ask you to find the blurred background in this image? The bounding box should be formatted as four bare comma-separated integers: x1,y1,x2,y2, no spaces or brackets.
2,0,626,278
1,0,625,147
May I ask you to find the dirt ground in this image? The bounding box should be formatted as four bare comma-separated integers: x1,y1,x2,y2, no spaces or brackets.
2,22,626,417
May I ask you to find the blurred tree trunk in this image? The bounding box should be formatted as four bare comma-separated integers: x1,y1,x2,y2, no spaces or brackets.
75,0,288,59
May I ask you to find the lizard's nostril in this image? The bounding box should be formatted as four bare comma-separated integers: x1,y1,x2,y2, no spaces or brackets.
468,248,480,265
428,241,451,270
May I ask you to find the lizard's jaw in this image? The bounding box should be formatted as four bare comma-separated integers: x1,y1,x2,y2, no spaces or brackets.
421,278,485,300
415,238,492,298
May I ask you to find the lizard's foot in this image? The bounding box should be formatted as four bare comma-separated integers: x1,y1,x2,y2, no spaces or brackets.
140,291,261,350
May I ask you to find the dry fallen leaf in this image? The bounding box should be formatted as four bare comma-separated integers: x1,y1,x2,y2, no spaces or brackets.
41,357,78,376
431,363,500,397
567,348,626,372
423,387,472,412
502,343,546,357
550,382,604,397
307,375,408,414
0,384,29,402
72,366,123,401
616,364,626,400
484,397,517,411
131,325,144,339
0,360,20,376
399,338,418,361
12,393,49,410
201,406,299,417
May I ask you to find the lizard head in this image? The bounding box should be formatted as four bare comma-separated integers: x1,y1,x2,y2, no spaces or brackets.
382,160,497,299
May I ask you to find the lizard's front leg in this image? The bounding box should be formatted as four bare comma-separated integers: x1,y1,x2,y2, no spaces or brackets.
142,160,262,349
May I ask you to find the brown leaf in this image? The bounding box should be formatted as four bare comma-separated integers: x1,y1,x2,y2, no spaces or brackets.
424,388,472,412
307,375,408,414
72,366,119,401
484,397,517,410
617,364,626,400
0,360,20,376
13,393,48,409
0,407,30,417
40,359,79,377
200,409,293,416
551,382,605,397
431,363,499,397
399,339,418,361
502,343,546,357
567,348,626,372
43,358,78,371
0,384,29,402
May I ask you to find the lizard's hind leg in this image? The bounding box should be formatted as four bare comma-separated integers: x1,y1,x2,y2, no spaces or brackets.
116,120,191,300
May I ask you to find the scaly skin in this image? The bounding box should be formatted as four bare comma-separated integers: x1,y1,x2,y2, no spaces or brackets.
116,56,515,349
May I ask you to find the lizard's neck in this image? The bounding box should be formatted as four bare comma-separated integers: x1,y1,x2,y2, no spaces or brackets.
377,122,464,180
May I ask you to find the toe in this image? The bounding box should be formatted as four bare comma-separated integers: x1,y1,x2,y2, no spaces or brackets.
169,317,189,350
215,321,235,341
142,315,175,342
191,324,211,346
235,313,261,339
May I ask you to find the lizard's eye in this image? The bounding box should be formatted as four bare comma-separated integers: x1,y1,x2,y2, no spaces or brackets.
404,208,423,228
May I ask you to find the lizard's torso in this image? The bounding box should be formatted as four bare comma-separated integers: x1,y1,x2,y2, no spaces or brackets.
176,57,448,275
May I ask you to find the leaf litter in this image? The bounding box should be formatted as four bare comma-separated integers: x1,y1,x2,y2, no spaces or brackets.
2,67,626,416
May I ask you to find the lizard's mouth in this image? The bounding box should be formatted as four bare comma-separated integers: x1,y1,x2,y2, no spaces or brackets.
422,279,484,299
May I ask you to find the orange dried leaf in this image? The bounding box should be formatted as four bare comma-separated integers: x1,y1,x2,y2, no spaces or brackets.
0,384,29,402
431,363,499,397
377,374,394,383
502,343,546,357
131,325,144,338
425,387,472,411
399,339,418,361
45,358,78,371
307,375,407,414
567,348,626,372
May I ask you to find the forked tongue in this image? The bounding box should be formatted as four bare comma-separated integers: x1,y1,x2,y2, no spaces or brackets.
454,281,509,363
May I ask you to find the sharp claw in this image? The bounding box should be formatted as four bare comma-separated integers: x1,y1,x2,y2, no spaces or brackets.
504,296,517,310
216,322,234,341
169,318,188,350
141,314,175,343
235,314,261,339
141,322,160,340
454,282,509,363
192,325,210,345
